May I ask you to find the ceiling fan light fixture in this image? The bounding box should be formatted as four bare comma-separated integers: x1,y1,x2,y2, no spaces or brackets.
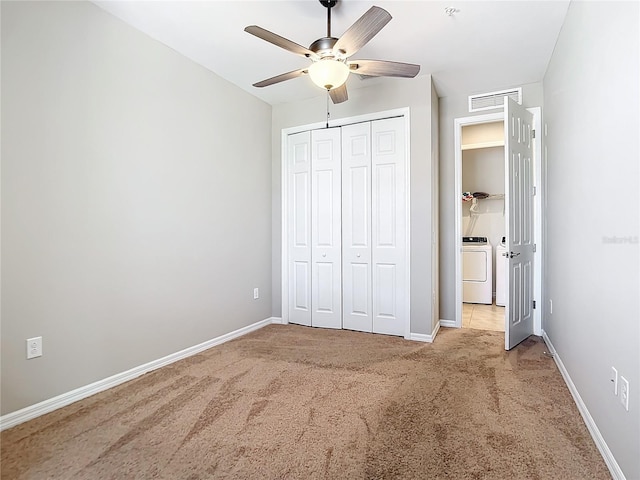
245,3,420,103
308,59,349,90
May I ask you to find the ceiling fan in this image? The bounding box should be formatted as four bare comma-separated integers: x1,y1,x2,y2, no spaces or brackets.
245,0,420,104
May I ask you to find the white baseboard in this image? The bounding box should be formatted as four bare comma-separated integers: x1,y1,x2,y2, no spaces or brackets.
439,319,457,328
270,316,284,324
409,333,430,342
541,330,625,480
0,317,276,432
409,321,440,343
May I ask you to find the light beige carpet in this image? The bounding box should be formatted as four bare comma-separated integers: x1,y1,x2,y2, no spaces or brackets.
1,325,610,479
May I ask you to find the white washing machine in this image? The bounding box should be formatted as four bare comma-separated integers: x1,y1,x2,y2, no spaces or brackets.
496,237,507,307
462,237,493,304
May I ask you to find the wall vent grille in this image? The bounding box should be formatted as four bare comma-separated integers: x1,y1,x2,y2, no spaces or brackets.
468,87,522,112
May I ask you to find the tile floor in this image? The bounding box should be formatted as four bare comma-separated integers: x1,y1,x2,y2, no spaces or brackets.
462,301,505,332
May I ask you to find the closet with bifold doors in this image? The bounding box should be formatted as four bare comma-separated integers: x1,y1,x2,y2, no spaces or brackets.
286,116,408,337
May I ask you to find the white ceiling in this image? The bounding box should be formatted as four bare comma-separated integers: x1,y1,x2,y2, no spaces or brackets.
92,0,570,105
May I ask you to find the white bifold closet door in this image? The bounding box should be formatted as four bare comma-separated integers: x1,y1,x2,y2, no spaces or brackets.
342,122,373,332
342,118,406,335
287,117,406,336
287,131,312,327
371,118,407,336
311,128,342,329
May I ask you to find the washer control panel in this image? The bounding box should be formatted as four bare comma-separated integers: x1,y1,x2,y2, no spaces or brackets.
462,236,488,244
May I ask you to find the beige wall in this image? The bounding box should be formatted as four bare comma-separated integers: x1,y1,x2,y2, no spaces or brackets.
543,1,639,477
271,75,437,335
1,1,272,414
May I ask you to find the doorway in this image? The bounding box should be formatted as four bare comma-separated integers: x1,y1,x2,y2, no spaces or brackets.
460,119,506,333
453,106,543,346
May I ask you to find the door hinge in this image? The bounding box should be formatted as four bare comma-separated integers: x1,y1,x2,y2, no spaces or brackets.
533,300,536,309
533,244,537,252
532,129,536,139
532,186,536,196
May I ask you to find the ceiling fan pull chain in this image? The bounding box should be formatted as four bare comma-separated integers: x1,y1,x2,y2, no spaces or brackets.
326,89,330,128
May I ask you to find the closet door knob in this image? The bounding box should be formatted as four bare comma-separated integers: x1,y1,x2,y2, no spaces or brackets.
322,253,326,257
356,253,361,257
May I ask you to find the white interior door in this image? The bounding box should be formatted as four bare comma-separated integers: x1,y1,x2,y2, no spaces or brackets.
311,128,342,329
372,117,407,336
287,131,312,326
504,97,535,350
342,122,372,332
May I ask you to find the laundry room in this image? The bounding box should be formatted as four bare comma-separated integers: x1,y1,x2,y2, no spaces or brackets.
461,121,506,330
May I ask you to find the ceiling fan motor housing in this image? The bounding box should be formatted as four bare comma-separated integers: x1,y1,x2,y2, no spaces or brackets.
309,37,341,58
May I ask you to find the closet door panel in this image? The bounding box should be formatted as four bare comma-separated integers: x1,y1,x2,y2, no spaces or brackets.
311,128,342,329
350,263,370,315
342,122,373,332
315,263,335,312
375,164,397,246
372,117,406,336
315,170,335,246
288,131,312,326
375,264,397,317
349,167,368,246
293,261,310,311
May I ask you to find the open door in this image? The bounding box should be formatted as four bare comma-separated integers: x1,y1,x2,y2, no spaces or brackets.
504,97,535,350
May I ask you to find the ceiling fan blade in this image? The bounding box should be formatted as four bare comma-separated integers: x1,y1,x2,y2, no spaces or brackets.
245,25,317,59
332,6,392,57
253,68,308,88
348,59,420,78
329,84,348,104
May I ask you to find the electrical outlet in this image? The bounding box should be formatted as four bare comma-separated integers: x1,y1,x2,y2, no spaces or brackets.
620,376,629,411
611,367,618,395
26,336,42,359
253,288,259,300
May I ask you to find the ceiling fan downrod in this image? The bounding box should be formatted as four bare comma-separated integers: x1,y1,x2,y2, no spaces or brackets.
320,0,337,38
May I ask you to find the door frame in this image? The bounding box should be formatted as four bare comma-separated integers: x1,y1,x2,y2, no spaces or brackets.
453,107,543,335
281,107,412,338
